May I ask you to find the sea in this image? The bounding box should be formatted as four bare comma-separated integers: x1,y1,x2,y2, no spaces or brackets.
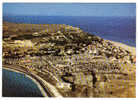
2,69,43,97
3,15,136,47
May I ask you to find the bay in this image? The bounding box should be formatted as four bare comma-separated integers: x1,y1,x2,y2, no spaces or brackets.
2,69,43,97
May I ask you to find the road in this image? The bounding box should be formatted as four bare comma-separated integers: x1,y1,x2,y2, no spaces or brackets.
3,65,63,97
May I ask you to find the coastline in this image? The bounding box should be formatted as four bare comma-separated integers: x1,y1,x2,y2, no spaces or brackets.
2,67,47,97
107,39,136,55
2,66,62,97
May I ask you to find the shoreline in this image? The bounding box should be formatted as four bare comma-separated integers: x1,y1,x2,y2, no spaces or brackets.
107,39,136,55
2,67,47,97
2,66,62,97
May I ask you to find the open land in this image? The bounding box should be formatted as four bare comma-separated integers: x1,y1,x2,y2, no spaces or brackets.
2,22,136,97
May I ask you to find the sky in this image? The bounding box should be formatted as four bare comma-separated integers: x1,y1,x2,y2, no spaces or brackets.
3,3,136,17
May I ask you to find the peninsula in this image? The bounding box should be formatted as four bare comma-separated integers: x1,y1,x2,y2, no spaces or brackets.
3,22,136,97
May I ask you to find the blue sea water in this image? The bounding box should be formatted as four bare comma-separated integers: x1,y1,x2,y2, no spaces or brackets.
3,16,136,46
2,69,43,97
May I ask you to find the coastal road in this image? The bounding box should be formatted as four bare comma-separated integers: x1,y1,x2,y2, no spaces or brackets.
3,65,63,97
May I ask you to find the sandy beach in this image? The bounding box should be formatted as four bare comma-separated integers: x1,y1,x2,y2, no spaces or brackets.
109,40,136,55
